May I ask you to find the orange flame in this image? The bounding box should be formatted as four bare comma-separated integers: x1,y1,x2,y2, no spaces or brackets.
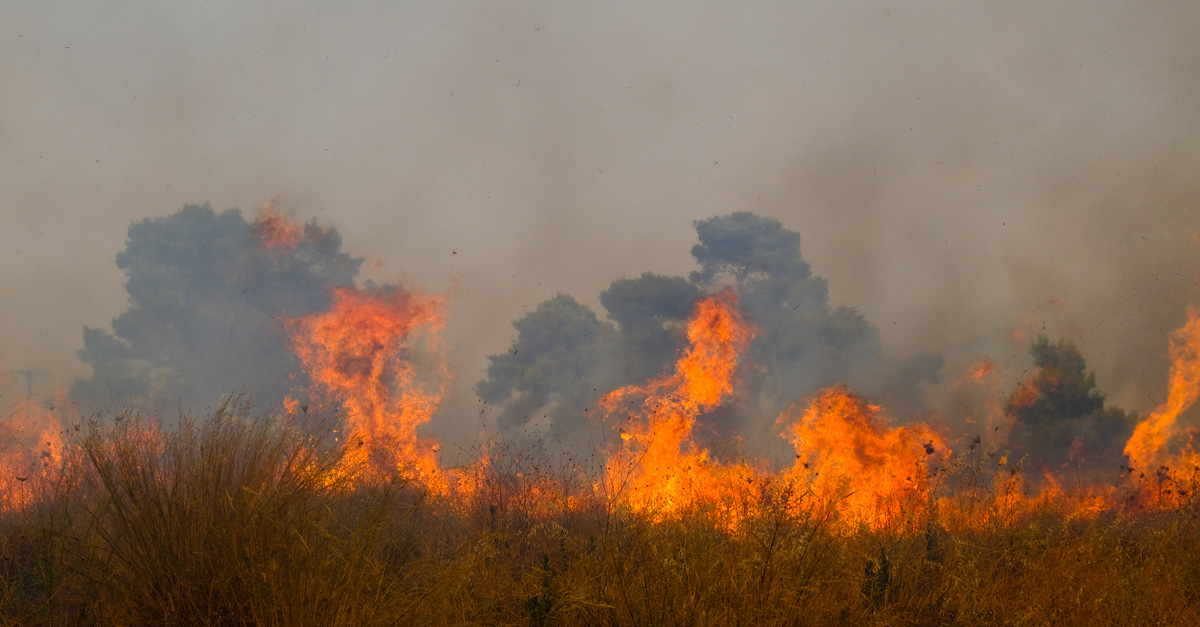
1124,307,1200,472
286,286,450,490
1008,377,1041,409
600,292,756,517
954,359,996,387
782,386,946,529
251,197,301,251
0,396,66,512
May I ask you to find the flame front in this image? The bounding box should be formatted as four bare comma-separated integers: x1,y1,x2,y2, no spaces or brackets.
12,226,1200,532
287,286,449,490
782,386,945,529
600,292,755,517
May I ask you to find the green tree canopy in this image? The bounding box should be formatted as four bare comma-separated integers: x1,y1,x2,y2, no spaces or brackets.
599,273,701,382
476,294,620,432
690,212,812,288
1005,336,1105,425
1004,335,1133,469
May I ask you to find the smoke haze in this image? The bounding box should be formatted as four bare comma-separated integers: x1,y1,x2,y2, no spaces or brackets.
3,1,1200,445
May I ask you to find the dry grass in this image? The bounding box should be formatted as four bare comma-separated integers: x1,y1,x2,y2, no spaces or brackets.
2,404,1199,626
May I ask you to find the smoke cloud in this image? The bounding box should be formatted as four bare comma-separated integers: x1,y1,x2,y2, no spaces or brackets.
3,1,1200,450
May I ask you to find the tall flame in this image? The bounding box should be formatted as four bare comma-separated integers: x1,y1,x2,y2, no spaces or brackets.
1124,307,1200,472
600,292,755,516
782,386,946,529
286,286,450,490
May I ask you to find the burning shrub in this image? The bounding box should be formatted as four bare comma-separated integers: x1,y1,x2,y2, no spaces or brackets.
1004,335,1134,472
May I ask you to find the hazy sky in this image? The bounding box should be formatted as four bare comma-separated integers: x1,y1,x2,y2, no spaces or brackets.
3,1,1199,442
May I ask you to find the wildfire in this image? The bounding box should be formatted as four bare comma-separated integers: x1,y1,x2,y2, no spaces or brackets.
782,386,946,530
1008,377,1041,409
14,210,1200,534
1124,307,1200,474
955,359,997,387
0,396,66,512
600,292,756,518
250,197,338,254
286,286,450,491
252,197,301,251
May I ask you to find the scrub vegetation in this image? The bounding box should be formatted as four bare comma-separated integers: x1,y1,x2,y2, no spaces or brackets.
2,402,1198,626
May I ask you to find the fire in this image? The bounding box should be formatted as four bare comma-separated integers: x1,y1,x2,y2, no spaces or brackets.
955,359,996,387
17,203,1200,534
0,396,66,512
1124,307,1200,474
934,469,1116,530
1008,377,1041,409
286,286,450,491
250,198,339,254
782,386,946,529
252,197,301,251
600,292,756,517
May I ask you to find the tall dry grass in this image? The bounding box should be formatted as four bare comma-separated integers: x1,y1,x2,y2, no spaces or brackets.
2,403,1199,626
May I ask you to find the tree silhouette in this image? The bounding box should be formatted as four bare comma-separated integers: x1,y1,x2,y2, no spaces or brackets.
72,204,360,410
478,212,942,445
476,294,620,434
1004,335,1133,469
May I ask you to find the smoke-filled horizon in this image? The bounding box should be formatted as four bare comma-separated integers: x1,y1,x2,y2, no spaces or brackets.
3,1,1200,449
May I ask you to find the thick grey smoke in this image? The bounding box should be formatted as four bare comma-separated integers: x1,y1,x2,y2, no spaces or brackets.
3,1,1200,448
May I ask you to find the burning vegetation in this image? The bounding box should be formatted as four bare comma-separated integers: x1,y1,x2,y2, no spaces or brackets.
599,291,756,519
1124,308,1200,474
783,386,947,530
4,206,1200,624
285,285,451,490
